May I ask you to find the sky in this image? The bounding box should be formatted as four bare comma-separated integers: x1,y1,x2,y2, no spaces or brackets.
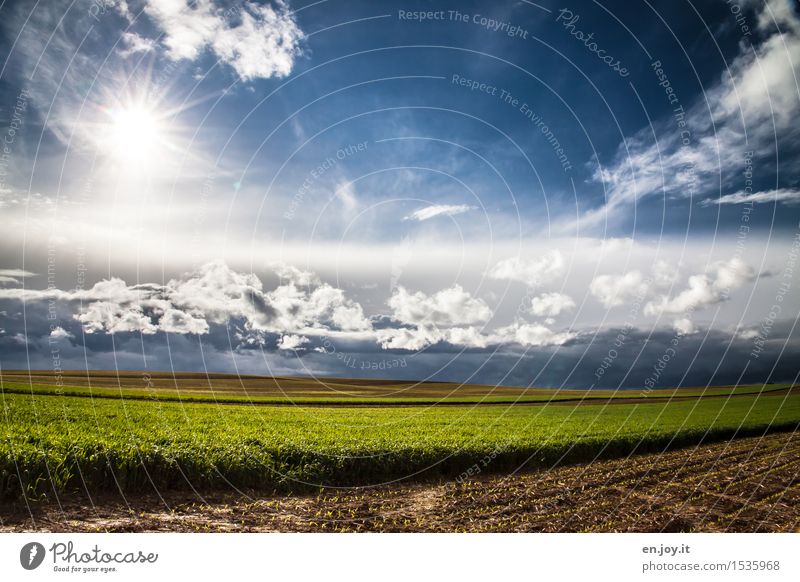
0,0,799,388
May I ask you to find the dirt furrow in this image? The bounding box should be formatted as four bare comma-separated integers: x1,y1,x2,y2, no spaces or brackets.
1,431,797,532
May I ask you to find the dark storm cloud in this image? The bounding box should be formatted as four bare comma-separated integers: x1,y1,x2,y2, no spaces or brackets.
2,292,796,389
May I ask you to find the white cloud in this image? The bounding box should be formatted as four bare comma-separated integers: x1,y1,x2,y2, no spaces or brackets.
591,261,681,309
49,326,73,340
445,326,491,348
0,269,36,278
158,308,210,334
404,204,476,221
0,269,36,285
334,181,358,212
495,322,575,347
142,0,304,81
701,188,800,206
590,271,649,309
736,328,760,340
390,236,416,291
378,285,493,350
76,301,160,334
651,260,680,289
272,264,320,287
119,31,156,57
278,334,309,350
488,250,565,288
529,292,575,317
388,285,492,327
375,319,576,351
645,258,756,316
0,254,765,353
673,318,696,335
376,325,442,351
0,261,370,338
717,5,800,130
576,0,800,231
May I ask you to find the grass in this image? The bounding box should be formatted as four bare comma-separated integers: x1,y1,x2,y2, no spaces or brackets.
2,384,798,501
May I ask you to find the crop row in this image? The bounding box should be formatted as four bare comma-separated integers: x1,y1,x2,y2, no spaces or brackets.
1,392,798,500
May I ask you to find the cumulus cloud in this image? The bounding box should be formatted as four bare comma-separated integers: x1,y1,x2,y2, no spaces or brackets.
404,204,476,221
0,263,511,352
272,263,321,287
586,257,760,336
141,0,304,80
590,258,757,324
488,250,565,288
494,322,576,347
701,188,800,206
645,258,757,316
278,334,309,350
590,271,649,308
388,285,492,327
377,284,579,351
76,300,159,334
0,261,370,338
375,320,574,351
376,283,493,351
0,257,759,355
49,326,73,340
673,318,696,335
376,325,442,351
529,292,575,317
444,326,492,349
158,308,210,334
651,260,680,289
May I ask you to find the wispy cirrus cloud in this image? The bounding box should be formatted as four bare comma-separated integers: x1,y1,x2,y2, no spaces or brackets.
0,269,36,285
403,204,476,221
701,188,800,206
574,0,800,231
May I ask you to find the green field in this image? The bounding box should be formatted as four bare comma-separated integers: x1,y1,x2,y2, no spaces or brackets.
0,370,791,405
1,371,798,501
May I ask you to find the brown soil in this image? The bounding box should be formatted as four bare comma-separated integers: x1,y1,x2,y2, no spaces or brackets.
2,431,798,532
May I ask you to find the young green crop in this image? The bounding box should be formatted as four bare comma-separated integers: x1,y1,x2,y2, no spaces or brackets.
1,392,798,500
0,380,789,406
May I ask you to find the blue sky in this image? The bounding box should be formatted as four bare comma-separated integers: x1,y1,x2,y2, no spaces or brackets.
0,0,799,388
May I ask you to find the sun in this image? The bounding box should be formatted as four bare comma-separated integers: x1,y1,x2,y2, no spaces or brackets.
105,104,164,164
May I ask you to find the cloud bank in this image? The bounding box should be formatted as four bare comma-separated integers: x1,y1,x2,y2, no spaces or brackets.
0,261,575,352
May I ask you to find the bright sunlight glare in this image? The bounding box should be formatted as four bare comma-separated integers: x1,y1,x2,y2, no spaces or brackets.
107,105,162,163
